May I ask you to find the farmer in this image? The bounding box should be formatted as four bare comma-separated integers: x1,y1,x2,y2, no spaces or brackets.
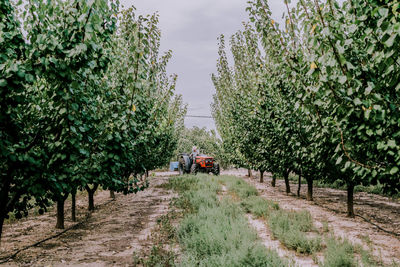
191,146,199,159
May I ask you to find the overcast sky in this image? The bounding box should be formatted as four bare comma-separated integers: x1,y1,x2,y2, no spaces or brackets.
120,0,291,131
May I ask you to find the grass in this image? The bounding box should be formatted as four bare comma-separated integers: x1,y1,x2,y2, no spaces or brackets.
161,174,390,266
268,210,322,254
219,175,322,255
218,175,259,199
168,174,287,267
322,237,356,267
133,245,176,267
240,196,279,218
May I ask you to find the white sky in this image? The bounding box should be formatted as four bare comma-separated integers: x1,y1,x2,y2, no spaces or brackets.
120,0,292,130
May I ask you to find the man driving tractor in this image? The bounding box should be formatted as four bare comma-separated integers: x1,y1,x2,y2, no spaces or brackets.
190,146,199,159
178,146,220,176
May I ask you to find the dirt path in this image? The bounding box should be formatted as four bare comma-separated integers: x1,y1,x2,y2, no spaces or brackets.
0,173,174,267
237,172,400,266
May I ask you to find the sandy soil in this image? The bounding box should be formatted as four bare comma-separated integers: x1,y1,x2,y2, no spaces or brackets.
0,173,175,267
235,170,400,266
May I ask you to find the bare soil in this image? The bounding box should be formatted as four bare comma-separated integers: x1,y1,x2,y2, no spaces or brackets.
0,173,175,267
231,169,400,266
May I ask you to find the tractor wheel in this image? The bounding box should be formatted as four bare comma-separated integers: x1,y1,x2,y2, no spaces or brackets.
190,163,198,175
178,162,185,175
212,163,220,176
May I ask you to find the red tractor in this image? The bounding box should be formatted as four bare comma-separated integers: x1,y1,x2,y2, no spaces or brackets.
178,153,220,176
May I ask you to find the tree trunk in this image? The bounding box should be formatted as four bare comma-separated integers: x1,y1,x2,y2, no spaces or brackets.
0,197,7,246
347,183,355,217
0,179,11,245
283,171,291,194
271,175,276,187
86,184,98,211
297,172,302,197
71,190,76,222
247,169,253,178
56,197,66,229
88,190,94,211
110,190,115,199
259,170,264,183
0,215,4,246
306,177,313,201
145,170,149,178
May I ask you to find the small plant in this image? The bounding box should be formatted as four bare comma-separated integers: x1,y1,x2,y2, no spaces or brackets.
322,237,356,267
268,210,322,254
162,176,199,193
157,213,177,240
133,245,175,267
240,196,279,218
322,220,330,233
219,175,258,199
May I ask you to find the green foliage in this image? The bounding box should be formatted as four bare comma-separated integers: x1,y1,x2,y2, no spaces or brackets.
0,0,186,237
0,0,50,233
212,0,400,214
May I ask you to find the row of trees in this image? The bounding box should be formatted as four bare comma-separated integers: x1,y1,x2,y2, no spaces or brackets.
212,0,400,217
0,0,186,242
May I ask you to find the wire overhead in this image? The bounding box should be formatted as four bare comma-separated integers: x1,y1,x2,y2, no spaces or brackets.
185,115,213,119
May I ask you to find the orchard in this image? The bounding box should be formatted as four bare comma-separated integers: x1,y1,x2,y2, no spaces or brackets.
212,0,400,217
0,0,185,242
1,0,400,265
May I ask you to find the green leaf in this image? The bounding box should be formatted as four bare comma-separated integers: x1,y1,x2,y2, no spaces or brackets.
385,34,397,47
378,8,389,18
59,108,67,115
388,140,396,148
364,110,371,119
344,161,351,169
353,98,362,105
338,76,347,85
390,166,398,175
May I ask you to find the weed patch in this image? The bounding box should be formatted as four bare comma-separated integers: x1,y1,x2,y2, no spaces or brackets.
133,245,176,267
240,196,279,218
218,175,258,199
268,210,321,254
322,237,356,267
228,176,322,255
170,175,287,267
